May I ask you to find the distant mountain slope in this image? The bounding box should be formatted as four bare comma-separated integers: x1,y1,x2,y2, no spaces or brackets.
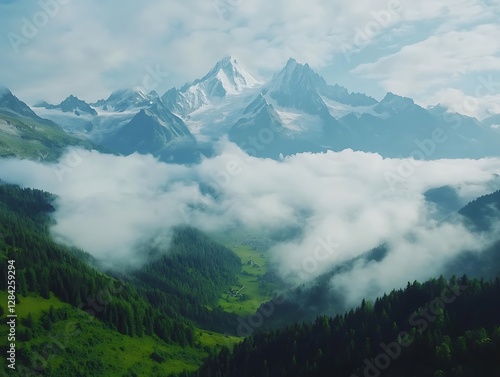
35,94,97,116
34,89,162,143
27,57,500,161
0,87,94,160
102,100,201,163
161,57,500,160
33,89,204,163
162,56,260,117
459,190,500,232
251,188,500,328
92,88,160,112
482,114,500,129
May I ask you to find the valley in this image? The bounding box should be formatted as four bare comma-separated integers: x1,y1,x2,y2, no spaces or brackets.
1,3,500,374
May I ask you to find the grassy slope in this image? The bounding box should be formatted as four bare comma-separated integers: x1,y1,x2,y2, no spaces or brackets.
0,292,241,377
212,236,281,316
0,114,92,161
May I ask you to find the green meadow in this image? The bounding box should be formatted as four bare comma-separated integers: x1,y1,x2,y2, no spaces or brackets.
0,292,241,377
214,241,281,316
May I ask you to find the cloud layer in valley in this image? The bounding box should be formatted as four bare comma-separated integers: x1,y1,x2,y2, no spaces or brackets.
0,142,499,305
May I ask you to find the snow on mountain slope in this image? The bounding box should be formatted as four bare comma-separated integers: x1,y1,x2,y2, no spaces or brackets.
33,106,138,143
33,89,165,143
35,95,97,116
181,86,263,142
321,96,380,119
162,56,262,118
92,89,159,112
275,110,324,135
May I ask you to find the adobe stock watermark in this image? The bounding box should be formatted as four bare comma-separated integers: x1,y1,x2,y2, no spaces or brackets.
287,236,341,286
236,292,286,337
177,157,244,224
384,74,500,192
53,147,91,183
8,0,72,54
137,64,170,95
341,0,403,63
350,282,467,377
213,0,243,21
384,127,447,191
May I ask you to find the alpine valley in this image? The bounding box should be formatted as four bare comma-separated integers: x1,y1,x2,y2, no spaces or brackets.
1,56,500,377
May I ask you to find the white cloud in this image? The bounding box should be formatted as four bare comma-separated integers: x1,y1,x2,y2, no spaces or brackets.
0,143,499,300
427,87,500,119
1,0,498,105
354,25,500,89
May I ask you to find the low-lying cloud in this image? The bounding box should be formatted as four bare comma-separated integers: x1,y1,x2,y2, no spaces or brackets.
0,141,499,306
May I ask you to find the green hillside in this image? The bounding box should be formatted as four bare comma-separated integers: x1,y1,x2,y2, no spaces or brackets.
0,113,94,161
0,292,240,377
0,183,243,376
190,276,500,377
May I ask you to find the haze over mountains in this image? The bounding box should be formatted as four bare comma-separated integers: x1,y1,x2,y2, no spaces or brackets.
2,0,500,374
0,86,93,160
0,56,494,163
2,56,500,319
2,58,500,376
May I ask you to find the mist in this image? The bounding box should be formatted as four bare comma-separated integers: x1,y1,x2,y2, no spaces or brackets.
1,140,499,305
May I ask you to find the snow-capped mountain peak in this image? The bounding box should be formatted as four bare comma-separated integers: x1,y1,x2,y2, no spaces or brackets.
243,93,269,115
374,92,415,114
92,88,159,112
162,56,261,117
261,58,330,115
266,58,326,94
192,56,260,95
0,85,11,98
0,86,51,122
34,95,97,116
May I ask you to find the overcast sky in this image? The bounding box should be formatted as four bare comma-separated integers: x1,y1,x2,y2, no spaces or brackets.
1,0,500,118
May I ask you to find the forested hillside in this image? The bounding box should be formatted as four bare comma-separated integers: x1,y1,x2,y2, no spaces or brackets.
459,189,500,231
0,183,244,375
0,184,193,343
189,276,500,377
1,182,499,376
118,226,243,333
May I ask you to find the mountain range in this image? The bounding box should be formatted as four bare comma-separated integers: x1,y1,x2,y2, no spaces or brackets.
0,86,93,160
2,56,500,162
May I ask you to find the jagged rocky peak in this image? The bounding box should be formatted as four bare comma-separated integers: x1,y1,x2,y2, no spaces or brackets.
92,88,158,112
375,92,415,114
34,94,97,116
266,58,326,93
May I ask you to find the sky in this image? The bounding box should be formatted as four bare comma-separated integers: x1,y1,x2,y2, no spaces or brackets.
1,0,500,118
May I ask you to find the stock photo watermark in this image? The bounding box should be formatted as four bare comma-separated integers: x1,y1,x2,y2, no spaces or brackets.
213,0,243,21
7,0,71,54
54,148,90,183
384,74,500,192
137,64,170,94
350,282,467,377
340,0,403,63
